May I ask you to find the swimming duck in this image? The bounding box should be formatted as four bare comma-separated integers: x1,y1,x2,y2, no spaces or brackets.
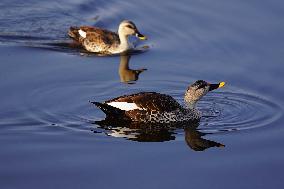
68,20,147,54
91,80,225,123
119,55,147,84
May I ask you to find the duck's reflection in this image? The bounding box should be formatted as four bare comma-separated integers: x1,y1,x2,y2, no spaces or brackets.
119,55,147,84
94,119,224,151
184,127,224,151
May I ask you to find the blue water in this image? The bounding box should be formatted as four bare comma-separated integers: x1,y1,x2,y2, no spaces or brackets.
1,0,284,188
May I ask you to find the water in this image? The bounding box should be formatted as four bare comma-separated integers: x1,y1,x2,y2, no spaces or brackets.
1,0,284,188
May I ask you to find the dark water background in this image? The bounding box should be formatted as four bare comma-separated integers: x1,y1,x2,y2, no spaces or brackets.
1,0,284,188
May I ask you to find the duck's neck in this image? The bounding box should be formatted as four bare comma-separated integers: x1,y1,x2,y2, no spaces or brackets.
118,33,129,52
184,100,197,110
184,91,198,110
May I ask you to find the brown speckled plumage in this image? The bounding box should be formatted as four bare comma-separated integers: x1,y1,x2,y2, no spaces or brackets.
68,26,120,54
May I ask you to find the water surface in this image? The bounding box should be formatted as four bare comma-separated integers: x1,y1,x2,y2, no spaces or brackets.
1,0,284,188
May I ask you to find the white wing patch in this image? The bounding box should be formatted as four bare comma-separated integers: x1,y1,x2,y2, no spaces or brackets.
107,102,143,111
78,29,87,38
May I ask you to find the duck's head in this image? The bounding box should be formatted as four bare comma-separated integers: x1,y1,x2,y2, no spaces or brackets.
118,20,147,40
184,80,225,108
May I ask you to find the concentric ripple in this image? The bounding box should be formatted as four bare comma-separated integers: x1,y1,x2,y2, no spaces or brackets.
4,61,278,136
198,92,283,133
24,81,119,132
22,79,283,136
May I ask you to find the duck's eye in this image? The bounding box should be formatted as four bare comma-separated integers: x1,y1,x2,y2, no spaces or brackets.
125,25,134,29
197,84,206,90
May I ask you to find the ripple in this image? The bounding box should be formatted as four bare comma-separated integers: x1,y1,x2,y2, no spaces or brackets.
23,78,283,135
0,0,150,56
198,92,283,133
25,81,117,131
23,79,186,133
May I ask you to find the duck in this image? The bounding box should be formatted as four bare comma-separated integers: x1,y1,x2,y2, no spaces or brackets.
91,80,225,123
68,20,147,54
119,55,147,84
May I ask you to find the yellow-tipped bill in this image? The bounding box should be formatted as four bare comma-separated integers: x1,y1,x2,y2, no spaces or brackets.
209,81,226,91
219,81,225,88
138,35,147,40
136,32,147,40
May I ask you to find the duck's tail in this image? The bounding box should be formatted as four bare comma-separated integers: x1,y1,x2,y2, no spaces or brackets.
90,101,126,118
68,26,80,41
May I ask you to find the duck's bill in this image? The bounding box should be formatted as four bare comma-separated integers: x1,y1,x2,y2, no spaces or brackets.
135,32,147,40
209,81,226,91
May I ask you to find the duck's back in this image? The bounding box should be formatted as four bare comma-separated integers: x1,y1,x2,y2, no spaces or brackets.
104,92,200,123
105,92,182,112
68,26,120,53
94,92,201,123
